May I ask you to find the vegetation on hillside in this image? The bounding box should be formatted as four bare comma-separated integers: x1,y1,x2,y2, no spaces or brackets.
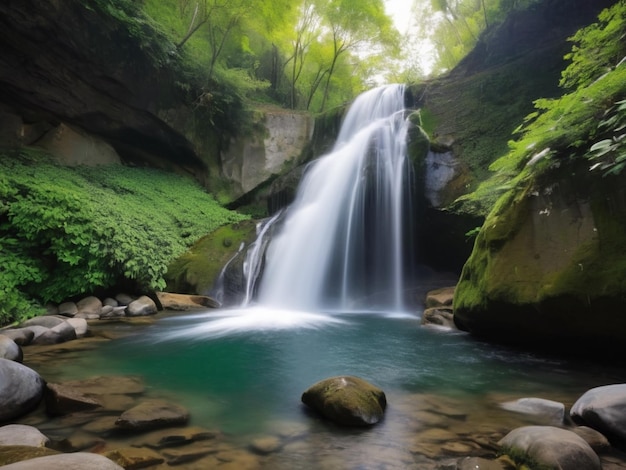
454,1,626,215
0,150,248,325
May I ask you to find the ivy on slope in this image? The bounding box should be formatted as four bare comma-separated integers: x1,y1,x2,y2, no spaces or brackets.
0,150,248,324
455,2,626,215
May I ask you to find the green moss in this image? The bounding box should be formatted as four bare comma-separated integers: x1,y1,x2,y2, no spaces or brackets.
165,219,257,295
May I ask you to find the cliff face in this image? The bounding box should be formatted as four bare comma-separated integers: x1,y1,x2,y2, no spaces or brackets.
0,1,207,173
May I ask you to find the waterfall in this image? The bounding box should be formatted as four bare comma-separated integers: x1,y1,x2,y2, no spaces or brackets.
251,84,415,312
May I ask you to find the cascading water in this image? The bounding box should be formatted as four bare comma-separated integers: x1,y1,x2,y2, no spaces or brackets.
254,84,415,312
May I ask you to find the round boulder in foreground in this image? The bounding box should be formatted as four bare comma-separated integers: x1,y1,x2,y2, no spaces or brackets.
0,358,44,421
571,383,626,445
301,376,386,426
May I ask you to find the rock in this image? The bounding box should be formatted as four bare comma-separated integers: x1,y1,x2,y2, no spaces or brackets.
0,358,44,421
156,292,220,310
0,452,124,469
100,306,127,319
572,426,611,453
498,425,601,470
105,447,164,469
20,316,66,329
21,325,48,341
57,431,105,452
134,426,219,449
0,335,23,362
0,328,34,346
65,318,89,337
0,446,60,466
37,123,120,166
425,286,455,308
44,382,103,416
57,302,78,317
115,399,190,432
570,383,626,445
500,397,565,424
301,376,386,426
126,296,158,317
103,298,119,307
160,444,217,465
0,424,49,447
249,436,282,455
76,296,103,317
115,293,134,306
421,307,456,328
32,321,76,345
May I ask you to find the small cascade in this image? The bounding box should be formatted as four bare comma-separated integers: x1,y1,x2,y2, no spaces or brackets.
250,84,416,312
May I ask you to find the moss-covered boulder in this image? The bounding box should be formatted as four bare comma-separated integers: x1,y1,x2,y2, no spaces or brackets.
454,161,626,354
165,220,257,297
301,376,386,426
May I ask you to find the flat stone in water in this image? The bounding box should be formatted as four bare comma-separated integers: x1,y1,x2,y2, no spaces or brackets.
105,446,164,469
115,399,190,432
133,426,219,449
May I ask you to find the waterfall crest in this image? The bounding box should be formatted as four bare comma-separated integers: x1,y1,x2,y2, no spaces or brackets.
253,84,415,312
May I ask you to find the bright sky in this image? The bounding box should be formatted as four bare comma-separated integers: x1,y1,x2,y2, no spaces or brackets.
384,0,413,34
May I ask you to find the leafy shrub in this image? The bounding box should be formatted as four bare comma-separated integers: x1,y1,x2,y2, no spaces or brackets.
0,150,248,324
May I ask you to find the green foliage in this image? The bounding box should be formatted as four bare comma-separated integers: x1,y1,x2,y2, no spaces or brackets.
0,150,248,324
455,1,626,215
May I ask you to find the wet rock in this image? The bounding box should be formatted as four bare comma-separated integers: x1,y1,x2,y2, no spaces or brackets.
498,425,601,470
0,328,34,346
249,436,282,455
105,446,164,469
425,286,455,308
0,452,124,469
301,376,386,426
0,424,49,447
33,321,76,345
100,306,126,319
54,375,145,396
126,296,158,317
0,335,23,362
57,431,105,452
156,292,220,310
0,358,44,421
571,384,626,446
161,443,219,465
0,446,60,466
457,456,511,469
115,399,190,432
76,296,103,317
103,298,118,307
44,382,103,416
421,307,455,328
500,397,565,424
134,426,219,449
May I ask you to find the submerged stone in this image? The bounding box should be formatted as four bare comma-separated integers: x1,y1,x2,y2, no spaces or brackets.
301,376,386,426
115,399,190,432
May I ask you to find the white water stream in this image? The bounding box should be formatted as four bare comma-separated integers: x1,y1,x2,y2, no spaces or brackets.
254,84,414,313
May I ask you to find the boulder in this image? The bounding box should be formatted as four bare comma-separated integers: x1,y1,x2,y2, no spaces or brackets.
0,328,34,346
103,297,119,307
301,376,386,426
570,384,626,446
421,307,455,328
156,292,220,310
0,424,49,447
32,321,76,345
76,296,103,317
0,452,124,469
115,399,190,432
500,397,565,425
104,447,164,469
498,425,601,470
57,302,78,317
44,382,103,416
126,296,158,317
115,293,134,306
65,318,88,337
99,306,127,319
0,358,44,421
20,316,66,329
572,426,611,453
0,335,23,362
425,286,455,309
0,446,60,466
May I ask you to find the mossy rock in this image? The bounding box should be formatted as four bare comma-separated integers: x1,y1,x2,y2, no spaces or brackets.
165,220,257,296
454,161,626,354
301,376,386,426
